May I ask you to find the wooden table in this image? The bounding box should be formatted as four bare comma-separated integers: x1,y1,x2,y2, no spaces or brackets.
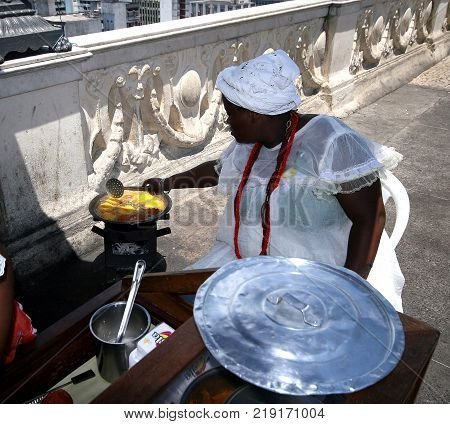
0,269,440,404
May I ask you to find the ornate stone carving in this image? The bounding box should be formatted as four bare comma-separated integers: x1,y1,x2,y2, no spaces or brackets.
85,64,162,191
361,12,386,64
209,38,256,132
149,65,221,148
443,2,449,32
117,65,160,171
349,1,437,74
230,39,251,64
88,102,124,191
203,40,244,84
381,5,398,59
415,1,433,43
349,23,364,74
392,6,414,53
83,44,239,190
179,70,202,108
295,25,327,93
446,3,450,31
350,8,389,73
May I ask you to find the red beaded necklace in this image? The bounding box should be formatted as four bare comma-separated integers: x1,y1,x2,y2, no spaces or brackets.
233,112,299,259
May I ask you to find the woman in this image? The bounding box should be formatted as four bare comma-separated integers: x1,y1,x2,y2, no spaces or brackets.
144,50,405,311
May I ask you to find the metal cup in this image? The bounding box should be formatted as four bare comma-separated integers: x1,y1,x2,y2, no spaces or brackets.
89,301,151,383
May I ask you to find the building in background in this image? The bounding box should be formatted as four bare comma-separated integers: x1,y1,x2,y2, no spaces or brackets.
102,0,126,30
127,0,140,26
34,0,102,16
35,0,264,33
189,0,254,17
253,0,287,5
70,0,101,15
102,0,140,30
139,0,160,24
160,0,180,21
76,0,102,14
45,13,103,36
34,0,68,15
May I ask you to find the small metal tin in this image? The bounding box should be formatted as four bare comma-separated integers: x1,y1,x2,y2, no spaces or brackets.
194,256,405,396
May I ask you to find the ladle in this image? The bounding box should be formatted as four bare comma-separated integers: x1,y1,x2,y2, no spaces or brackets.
116,260,146,343
106,178,136,198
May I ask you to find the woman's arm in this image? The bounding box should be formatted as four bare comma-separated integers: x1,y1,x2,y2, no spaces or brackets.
143,160,219,193
165,160,219,190
336,179,385,279
0,243,14,358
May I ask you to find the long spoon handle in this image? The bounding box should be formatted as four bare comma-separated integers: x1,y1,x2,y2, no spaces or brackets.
116,260,146,343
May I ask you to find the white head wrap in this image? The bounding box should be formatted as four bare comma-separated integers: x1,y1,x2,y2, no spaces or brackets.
216,50,301,115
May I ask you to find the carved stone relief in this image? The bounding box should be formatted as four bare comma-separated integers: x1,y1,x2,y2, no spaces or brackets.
81,21,330,190
414,1,433,43
392,6,415,53
148,51,222,149
361,11,386,64
84,63,163,191
295,25,327,95
82,51,223,191
349,12,366,74
443,2,449,32
350,1,437,74
271,21,327,97
350,5,393,73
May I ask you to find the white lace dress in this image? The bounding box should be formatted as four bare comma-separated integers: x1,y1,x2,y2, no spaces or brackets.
190,115,405,311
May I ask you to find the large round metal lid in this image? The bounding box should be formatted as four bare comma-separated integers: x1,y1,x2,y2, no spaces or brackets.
194,256,405,396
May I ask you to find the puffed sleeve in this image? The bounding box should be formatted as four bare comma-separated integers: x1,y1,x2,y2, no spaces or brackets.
295,117,403,195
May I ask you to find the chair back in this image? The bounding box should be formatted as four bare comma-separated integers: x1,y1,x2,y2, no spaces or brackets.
380,170,410,249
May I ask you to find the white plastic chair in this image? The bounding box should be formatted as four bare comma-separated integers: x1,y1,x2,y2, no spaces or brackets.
380,170,410,249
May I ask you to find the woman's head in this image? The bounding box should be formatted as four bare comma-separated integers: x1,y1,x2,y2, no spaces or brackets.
216,50,301,145
222,96,290,145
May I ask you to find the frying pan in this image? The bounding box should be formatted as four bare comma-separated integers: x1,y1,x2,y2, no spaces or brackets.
89,187,172,225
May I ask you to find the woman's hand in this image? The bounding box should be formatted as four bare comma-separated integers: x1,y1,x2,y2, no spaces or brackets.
336,179,385,279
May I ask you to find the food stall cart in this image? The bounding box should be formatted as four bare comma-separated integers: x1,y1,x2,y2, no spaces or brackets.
0,269,440,404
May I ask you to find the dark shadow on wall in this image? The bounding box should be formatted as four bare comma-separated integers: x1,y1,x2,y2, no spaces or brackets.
0,86,107,331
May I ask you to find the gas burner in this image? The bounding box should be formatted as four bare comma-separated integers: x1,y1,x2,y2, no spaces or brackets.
88,189,172,275
92,220,171,273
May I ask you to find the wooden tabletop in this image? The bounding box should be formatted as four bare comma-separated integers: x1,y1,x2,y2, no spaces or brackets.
0,269,440,404
93,307,440,404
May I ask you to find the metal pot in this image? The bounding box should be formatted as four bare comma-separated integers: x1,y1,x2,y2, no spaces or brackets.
225,384,343,404
88,188,172,226
89,301,151,383
180,367,344,404
180,368,243,404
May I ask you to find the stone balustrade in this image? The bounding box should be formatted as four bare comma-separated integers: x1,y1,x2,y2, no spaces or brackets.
0,0,448,276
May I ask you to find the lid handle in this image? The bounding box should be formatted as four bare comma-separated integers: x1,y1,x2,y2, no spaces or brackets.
267,293,322,327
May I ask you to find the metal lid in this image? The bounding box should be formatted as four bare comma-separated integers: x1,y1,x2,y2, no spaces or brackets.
194,256,405,396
